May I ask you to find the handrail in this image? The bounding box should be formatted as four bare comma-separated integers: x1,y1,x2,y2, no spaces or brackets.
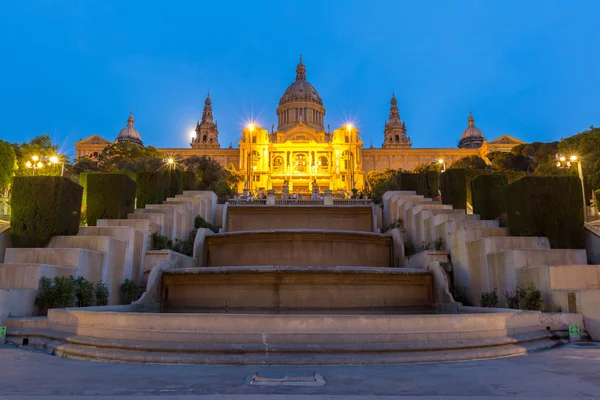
226,198,372,206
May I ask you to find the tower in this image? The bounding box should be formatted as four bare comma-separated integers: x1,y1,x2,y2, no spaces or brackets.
382,93,410,148
191,93,220,148
115,111,143,146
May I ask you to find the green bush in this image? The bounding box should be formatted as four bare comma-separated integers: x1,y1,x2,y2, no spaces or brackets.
504,287,524,309
94,281,110,306
521,282,544,311
423,171,440,198
480,289,499,307
10,176,83,248
440,168,467,210
120,278,141,304
151,232,193,257
596,189,600,212
471,174,509,220
504,176,584,249
34,276,75,314
80,173,136,226
74,276,96,307
136,170,166,208
194,215,218,233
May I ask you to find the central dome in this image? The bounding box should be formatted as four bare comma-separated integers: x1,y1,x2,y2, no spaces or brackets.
276,55,326,132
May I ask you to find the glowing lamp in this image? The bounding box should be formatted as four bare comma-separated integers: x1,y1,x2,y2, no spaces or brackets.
50,156,59,164
559,156,566,162
570,155,577,162
37,162,43,168
25,161,32,167
32,155,39,161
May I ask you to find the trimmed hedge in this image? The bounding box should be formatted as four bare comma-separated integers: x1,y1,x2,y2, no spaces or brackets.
183,170,197,191
136,171,166,208
422,171,439,198
166,169,184,198
471,174,508,221
440,169,467,210
10,176,83,248
504,176,584,249
80,173,137,226
465,169,525,205
596,189,600,212
400,173,419,192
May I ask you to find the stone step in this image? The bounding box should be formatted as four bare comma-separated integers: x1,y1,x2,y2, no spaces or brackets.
97,218,160,236
4,248,104,283
127,212,166,237
78,226,147,284
142,249,195,279
133,208,176,240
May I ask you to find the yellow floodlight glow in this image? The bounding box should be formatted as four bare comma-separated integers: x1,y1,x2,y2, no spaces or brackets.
32,155,39,161
570,155,578,162
346,123,353,131
247,123,255,132
37,162,43,168
559,156,566,162
50,156,59,164
167,158,175,165
25,161,32,168
438,159,444,164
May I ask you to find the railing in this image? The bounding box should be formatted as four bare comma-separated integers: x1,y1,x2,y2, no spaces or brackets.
227,198,372,206
227,199,267,206
333,199,372,205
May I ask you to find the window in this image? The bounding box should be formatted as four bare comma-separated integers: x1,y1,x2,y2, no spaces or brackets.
253,175,260,182
395,135,399,142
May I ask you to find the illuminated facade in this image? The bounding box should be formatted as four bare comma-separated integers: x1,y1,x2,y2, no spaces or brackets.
75,56,525,194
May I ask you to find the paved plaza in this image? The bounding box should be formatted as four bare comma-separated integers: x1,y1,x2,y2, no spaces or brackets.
0,343,599,399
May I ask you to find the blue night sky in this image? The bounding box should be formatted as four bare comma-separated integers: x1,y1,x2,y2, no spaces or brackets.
1,1,599,159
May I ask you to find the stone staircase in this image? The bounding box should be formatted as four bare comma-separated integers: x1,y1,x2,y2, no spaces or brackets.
0,191,216,319
384,190,600,340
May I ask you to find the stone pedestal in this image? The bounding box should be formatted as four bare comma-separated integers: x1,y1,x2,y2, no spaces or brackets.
324,189,333,206
312,183,320,198
281,184,289,199
266,190,275,206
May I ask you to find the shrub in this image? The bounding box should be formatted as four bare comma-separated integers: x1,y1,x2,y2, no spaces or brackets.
11,176,83,248
451,284,472,306
94,281,110,306
504,287,525,309
465,169,525,206
194,215,218,233
480,289,499,308
521,282,543,311
79,173,136,226
504,176,584,248
440,168,467,210
74,276,95,307
423,171,440,199
120,279,141,304
136,170,167,208
471,174,509,220
34,276,76,314
152,232,172,250
171,238,193,257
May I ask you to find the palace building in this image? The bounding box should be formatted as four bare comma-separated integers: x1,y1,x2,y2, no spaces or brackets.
75,56,524,194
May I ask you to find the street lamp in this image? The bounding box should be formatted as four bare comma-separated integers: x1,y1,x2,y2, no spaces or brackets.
247,123,255,193
437,159,446,172
556,154,587,222
25,155,44,176
49,155,65,176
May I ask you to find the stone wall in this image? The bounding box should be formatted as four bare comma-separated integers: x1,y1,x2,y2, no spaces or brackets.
225,206,373,232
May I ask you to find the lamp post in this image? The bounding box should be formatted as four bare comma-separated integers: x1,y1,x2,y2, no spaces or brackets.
247,124,255,194
25,155,44,176
49,155,65,176
346,124,356,190
437,159,446,172
556,154,587,222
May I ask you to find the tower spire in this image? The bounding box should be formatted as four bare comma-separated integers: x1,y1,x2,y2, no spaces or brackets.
468,109,474,126
202,92,214,124
128,111,134,126
296,53,306,81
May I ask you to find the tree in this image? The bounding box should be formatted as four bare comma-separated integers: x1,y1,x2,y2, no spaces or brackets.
0,139,17,193
12,135,64,177
450,155,488,169
96,142,162,172
413,162,443,173
487,151,531,172
557,126,600,192
182,155,227,189
365,169,401,204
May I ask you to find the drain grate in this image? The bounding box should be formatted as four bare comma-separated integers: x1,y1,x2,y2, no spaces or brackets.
248,372,326,387
573,342,600,348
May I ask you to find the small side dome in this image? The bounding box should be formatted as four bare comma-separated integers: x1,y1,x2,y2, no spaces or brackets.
116,112,143,146
458,111,485,149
